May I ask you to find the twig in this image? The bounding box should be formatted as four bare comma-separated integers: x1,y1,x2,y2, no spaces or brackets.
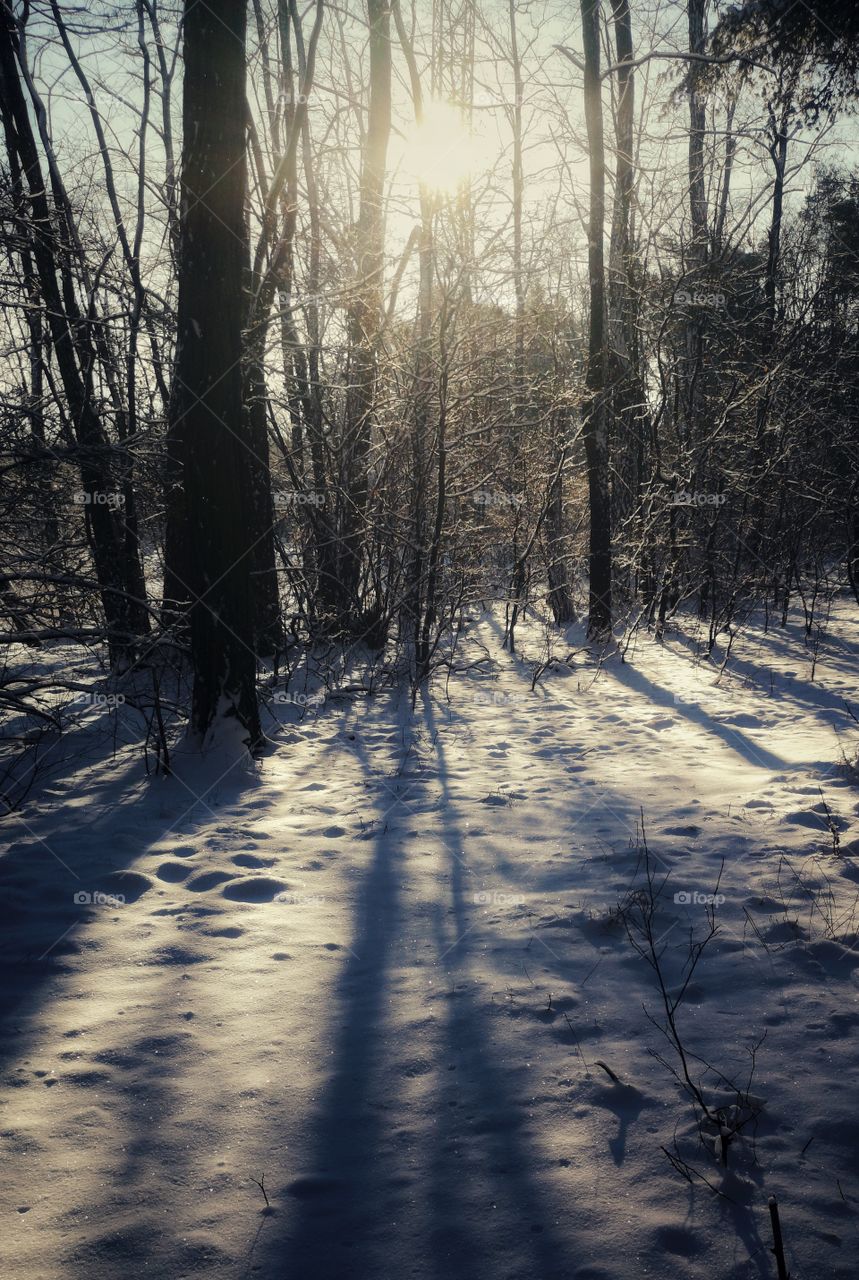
768,1196,789,1280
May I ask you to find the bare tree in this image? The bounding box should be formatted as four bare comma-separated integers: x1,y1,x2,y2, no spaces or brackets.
578,0,612,636
175,0,261,749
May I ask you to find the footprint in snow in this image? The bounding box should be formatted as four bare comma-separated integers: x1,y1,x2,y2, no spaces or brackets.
99,871,153,903
398,1059,434,1077
321,825,346,838
221,876,287,903
156,861,192,883
231,853,275,868
142,943,210,966
717,712,762,728
654,1224,705,1258
186,870,237,892
784,807,845,831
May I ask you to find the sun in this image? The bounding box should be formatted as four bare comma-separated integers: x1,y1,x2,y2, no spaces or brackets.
401,99,480,195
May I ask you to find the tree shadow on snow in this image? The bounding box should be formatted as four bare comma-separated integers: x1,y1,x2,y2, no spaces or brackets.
0,736,267,1053
604,661,788,772
264,692,584,1280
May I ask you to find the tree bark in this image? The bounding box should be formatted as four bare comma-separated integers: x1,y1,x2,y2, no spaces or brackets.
580,0,612,636
176,0,261,749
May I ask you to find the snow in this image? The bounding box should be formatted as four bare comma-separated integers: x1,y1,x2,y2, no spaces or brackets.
2,602,859,1278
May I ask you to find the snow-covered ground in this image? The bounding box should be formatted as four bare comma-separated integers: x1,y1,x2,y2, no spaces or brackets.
2,603,859,1279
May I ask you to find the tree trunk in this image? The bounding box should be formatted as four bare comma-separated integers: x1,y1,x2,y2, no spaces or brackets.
176,0,261,750
681,0,708,442
607,0,647,521
580,0,612,636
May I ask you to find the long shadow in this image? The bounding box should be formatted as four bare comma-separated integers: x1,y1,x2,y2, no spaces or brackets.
261,690,418,1279
485,601,854,755
420,692,584,1278
422,687,782,1278
668,629,857,727
0,725,266,1060
0,724,275,1275
603,661,790,771
590,1079,646,1166
478,608,794,772
266,691,586,1279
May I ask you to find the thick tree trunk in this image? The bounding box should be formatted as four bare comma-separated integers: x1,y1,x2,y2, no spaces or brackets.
580,0,612,636
177,0,261,749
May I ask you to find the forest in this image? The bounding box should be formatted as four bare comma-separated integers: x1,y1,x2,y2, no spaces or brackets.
1,1,859,1277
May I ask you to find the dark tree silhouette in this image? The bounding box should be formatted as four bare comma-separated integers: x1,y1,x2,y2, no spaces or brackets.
175,0,262,749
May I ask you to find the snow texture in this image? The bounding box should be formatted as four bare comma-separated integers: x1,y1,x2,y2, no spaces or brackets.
2,604,859,1278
